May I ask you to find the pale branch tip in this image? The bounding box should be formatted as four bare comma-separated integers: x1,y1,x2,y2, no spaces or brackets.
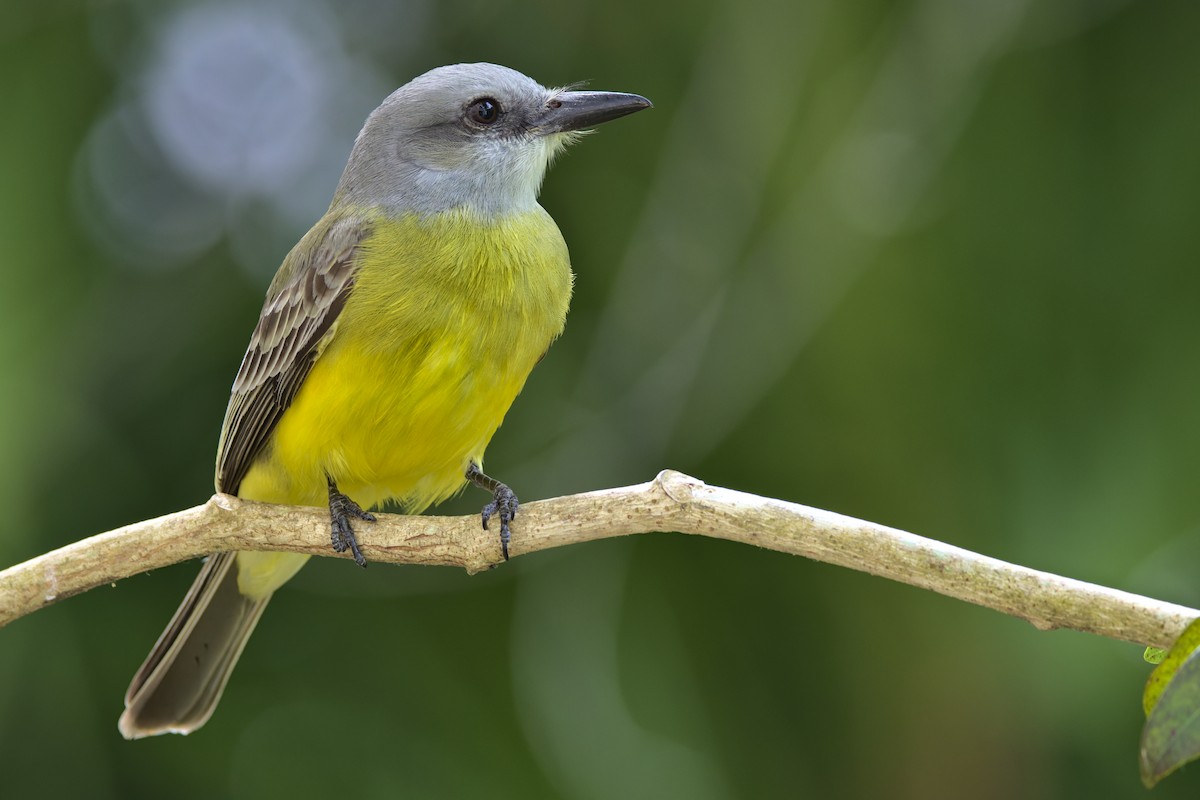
0,470,1196,649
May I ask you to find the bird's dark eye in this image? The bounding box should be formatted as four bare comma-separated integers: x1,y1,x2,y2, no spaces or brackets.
467,98,501,125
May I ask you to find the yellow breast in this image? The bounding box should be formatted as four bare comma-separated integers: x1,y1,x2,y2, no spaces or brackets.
238,205,573,512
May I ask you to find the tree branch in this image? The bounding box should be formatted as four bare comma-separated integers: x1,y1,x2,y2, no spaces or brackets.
1,470,1195,648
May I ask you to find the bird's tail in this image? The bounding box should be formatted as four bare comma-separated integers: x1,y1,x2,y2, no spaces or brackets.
118,552,270,739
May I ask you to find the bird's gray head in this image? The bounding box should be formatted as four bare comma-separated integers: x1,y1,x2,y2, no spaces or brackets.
333,63,651,217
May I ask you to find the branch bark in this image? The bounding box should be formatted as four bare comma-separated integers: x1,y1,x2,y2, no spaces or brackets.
1,470,1195,648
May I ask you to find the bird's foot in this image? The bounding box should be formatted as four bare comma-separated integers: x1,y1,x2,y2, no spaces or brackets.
327,477,375,567
466,462,519,560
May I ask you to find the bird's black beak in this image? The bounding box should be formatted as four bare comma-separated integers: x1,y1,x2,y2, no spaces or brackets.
536,91,652,134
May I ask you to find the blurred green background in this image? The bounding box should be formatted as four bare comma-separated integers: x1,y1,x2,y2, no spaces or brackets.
3,0,1200,797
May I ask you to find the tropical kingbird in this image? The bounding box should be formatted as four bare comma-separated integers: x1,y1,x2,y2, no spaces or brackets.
119,63,650,738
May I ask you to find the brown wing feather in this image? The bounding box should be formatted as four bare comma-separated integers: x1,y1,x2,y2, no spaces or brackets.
215,214,371,495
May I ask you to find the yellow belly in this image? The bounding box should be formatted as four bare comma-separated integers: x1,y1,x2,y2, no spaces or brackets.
237,205,572,522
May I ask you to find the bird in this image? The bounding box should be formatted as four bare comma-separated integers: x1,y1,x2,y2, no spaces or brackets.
118,63,651,738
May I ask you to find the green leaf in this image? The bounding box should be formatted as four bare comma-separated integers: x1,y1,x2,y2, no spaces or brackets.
1145,647,1167,665
1144,619,1200,717
1140,619,1200,787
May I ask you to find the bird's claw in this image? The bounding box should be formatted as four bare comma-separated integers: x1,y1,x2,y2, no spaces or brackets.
481,486,519,561
328,481,375,568
466,462,520,561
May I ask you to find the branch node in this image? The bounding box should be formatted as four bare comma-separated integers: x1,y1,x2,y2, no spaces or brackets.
211,493,240,512
654,469,702,506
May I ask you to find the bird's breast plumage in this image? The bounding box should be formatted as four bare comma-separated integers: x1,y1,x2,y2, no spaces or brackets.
237,205,573,513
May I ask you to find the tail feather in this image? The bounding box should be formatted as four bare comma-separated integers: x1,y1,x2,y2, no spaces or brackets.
119,552,270,739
